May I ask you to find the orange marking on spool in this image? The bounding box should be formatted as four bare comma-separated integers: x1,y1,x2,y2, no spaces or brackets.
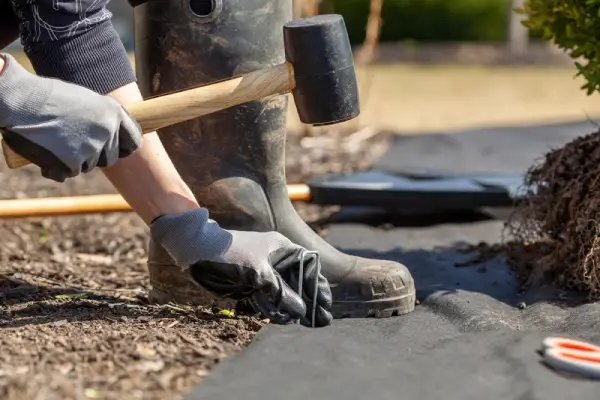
558,350,600,363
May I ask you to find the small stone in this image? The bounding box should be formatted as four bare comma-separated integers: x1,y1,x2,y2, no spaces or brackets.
517,302,527,310
135,344,157,359
84,388,100,398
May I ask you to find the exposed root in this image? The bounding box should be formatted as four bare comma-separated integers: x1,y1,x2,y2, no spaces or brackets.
504,128,600,295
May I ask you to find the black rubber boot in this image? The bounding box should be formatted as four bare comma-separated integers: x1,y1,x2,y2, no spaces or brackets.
132,0,416,318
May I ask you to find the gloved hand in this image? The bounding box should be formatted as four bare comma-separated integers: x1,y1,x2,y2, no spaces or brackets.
149,208,333,327
0,53,143,182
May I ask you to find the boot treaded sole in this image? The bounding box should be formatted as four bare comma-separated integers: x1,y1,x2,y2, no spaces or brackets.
146,264,416,319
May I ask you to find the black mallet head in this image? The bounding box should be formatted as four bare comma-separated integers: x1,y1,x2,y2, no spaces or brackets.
283,14,360,126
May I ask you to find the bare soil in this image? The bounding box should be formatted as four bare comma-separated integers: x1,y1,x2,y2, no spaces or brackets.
0,128,390,400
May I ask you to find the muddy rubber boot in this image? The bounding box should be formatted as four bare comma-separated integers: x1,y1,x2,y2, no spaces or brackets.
132,0,416,318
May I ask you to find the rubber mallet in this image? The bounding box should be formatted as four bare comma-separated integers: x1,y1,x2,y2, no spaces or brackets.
1,14,359,169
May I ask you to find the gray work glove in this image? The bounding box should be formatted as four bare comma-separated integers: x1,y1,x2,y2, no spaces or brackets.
0,53,143,182
150,208,333,328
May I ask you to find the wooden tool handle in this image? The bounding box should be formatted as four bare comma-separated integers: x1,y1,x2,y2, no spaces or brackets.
2,62,294,169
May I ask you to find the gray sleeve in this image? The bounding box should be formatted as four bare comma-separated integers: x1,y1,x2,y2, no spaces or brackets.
9,0,136,95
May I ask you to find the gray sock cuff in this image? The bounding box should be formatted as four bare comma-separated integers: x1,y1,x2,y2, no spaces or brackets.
149,208,233,269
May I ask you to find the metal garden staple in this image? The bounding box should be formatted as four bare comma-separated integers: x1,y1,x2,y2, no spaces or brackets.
297,250,321,328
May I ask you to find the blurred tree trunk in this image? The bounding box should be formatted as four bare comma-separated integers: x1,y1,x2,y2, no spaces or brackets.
355,0,383,65
304,0,319,16
293,0,305,19
508,0,528,54
293,0,320,18
291,0,324,137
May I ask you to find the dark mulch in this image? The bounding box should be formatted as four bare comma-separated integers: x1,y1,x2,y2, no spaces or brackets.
0,126,391,400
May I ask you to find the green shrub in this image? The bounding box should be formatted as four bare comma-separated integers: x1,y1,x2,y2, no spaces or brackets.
325,0,510,45
520,0,600,94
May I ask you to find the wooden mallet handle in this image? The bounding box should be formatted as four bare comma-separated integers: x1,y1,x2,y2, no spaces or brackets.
2,62,295,169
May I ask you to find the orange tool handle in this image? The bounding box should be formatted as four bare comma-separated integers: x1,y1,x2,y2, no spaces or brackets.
0,184,310,218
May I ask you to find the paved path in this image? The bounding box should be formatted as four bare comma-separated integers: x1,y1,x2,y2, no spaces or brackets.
188,119,600,400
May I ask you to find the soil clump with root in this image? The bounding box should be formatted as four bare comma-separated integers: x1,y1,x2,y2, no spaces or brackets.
468,128,600,296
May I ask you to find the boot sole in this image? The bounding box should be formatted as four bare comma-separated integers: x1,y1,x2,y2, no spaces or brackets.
149,286,416,319
330,290,416,319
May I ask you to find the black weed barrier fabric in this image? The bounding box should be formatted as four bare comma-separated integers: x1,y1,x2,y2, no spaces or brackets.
188,119,600,400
